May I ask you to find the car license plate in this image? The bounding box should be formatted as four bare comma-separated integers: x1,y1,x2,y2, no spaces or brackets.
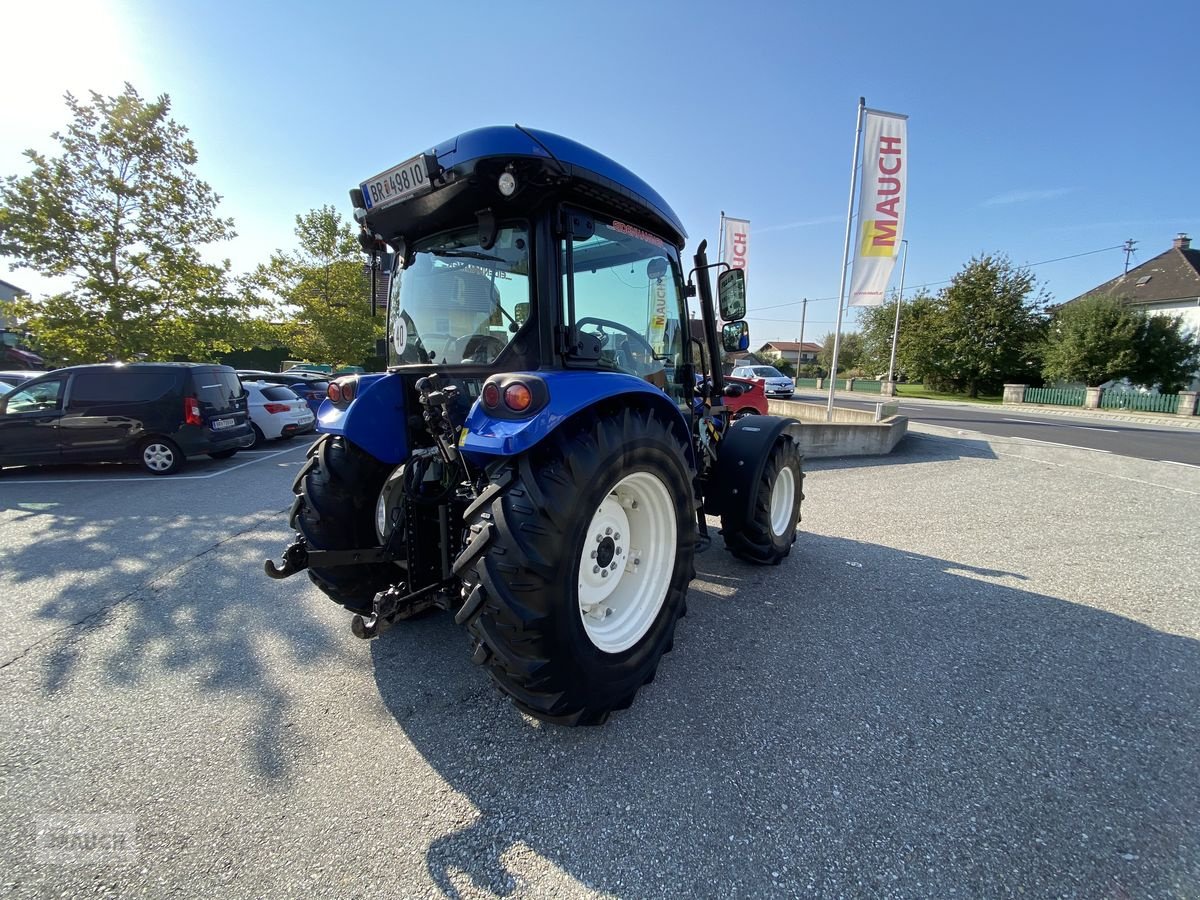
361,153,430,211
212,418,235,431
297,414,313,424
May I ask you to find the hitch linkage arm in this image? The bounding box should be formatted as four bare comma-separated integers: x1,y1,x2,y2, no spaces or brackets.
264,537,403,580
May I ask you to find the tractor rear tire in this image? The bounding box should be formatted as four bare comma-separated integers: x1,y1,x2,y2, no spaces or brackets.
292,435,396,613
721,438,803,565
457,405,695,725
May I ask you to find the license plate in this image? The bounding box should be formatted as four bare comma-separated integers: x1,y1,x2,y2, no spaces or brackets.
212,418,235,431
361,154,430,211
297,414,313,424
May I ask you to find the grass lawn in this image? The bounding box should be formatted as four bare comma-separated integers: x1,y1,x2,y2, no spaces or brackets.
895,383,1003,404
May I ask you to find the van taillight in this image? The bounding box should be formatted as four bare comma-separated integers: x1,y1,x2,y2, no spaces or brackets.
184,397,203,426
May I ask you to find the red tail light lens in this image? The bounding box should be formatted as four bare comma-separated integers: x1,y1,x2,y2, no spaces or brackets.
183,397,203,426
264,402,290,414
482,382,501,409
328,376,357,404
327,383,342,403
504,383,533,412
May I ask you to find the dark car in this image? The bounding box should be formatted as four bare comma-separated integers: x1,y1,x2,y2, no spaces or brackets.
234,370,330,416
0,363,253,475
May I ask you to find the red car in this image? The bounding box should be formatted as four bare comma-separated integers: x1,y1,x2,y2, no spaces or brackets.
721,375,768,419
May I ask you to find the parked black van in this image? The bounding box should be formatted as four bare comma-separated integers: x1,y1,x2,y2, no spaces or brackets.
0,363,254,475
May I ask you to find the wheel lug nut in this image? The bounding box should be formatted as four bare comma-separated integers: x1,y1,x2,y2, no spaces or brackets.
614,532,621,540
590,550,597,559
593,565,600,574
605,527,612,536
601,570,608,578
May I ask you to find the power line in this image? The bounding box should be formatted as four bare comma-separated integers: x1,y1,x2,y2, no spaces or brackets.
748,243,1125,314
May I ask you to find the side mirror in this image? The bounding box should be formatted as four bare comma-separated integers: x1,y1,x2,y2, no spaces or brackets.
717,268,746,321
721,321,750,353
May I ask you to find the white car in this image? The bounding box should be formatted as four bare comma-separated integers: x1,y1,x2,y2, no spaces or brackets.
731,365,795,399
243,381,316,448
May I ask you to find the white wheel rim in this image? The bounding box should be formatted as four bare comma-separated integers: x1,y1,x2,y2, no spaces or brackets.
144,443,175,472
577,470,676,654
769,465,796,537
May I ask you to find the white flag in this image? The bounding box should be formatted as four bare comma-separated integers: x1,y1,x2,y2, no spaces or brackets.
722,217,750,288
848,111,907,307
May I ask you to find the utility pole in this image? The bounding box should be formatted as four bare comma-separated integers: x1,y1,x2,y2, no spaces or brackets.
1123,238,1137,274
796,298,807,375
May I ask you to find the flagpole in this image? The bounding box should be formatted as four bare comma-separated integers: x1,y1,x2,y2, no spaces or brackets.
886,239,908,388
717,210,726,272
826,97,866,421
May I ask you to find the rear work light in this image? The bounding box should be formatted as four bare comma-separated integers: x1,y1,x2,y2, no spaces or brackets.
183,397,203,426
263,403,290,414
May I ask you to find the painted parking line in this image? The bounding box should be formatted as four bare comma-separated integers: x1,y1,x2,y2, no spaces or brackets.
0,444,309,485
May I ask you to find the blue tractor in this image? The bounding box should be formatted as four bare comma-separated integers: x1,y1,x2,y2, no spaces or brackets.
266,126,804,724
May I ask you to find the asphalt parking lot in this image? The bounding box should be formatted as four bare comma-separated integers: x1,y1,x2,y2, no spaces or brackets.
1,429,1198,898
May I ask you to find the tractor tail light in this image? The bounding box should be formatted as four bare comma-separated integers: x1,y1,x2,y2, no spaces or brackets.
503,383,532,412
482,382,501,410
183,397,203,426
329,376,358,405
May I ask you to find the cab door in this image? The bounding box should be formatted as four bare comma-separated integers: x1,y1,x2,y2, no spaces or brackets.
0,375,68,465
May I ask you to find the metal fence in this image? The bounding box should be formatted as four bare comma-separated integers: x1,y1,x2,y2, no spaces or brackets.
1023,386,1086,407
1100,391,1180,414
795,378,819,389
852,380,883,394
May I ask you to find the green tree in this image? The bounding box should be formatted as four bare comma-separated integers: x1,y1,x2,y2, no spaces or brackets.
0,84,244,363
817,330,863,374
932,255,1047,396
246,205,382,367
1128,313,1199,393
1041,294,1140,387
855,292,902,376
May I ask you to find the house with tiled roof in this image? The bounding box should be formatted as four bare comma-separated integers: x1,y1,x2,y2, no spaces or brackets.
1065,234,1200,332
1064,234,1200,388
756,340,822,365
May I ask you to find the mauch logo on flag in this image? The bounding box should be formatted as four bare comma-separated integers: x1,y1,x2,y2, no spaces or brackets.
860,219,899,257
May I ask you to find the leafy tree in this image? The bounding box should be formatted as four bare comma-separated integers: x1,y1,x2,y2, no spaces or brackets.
818,330,863,374
1128,313,1199,393
0,84,246,363
855,291,903,376
1041,294,1140,387
930,255,1047,396
245,205,382,367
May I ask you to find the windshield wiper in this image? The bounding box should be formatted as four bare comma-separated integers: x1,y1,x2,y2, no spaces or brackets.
432,249,505,263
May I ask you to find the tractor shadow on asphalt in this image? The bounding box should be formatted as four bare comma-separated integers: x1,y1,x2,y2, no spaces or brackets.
370,533,1199,898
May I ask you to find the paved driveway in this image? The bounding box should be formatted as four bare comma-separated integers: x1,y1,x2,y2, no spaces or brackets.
1,430,1197,897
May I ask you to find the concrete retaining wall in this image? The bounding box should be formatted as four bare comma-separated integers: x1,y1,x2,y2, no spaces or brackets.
764,399,908,458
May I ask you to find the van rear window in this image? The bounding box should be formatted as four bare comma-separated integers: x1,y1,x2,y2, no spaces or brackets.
195,371,244,412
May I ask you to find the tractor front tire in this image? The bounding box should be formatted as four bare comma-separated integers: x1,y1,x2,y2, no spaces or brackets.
457,405,695,725
721,438,804,565
292,435,396,613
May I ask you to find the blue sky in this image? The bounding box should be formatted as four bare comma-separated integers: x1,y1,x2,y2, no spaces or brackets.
3,0,1196,344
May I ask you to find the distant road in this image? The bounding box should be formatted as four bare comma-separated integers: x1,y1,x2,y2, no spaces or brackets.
795,391,1200,467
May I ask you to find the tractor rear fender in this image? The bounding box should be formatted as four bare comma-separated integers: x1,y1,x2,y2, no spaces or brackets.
459,370,696,471
316,373,409,465
705,416,803,520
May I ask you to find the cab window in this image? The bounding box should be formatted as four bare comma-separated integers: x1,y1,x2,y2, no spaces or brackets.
562,217,688,404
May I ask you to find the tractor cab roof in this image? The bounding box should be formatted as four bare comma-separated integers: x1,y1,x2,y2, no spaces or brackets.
354,125,687,250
